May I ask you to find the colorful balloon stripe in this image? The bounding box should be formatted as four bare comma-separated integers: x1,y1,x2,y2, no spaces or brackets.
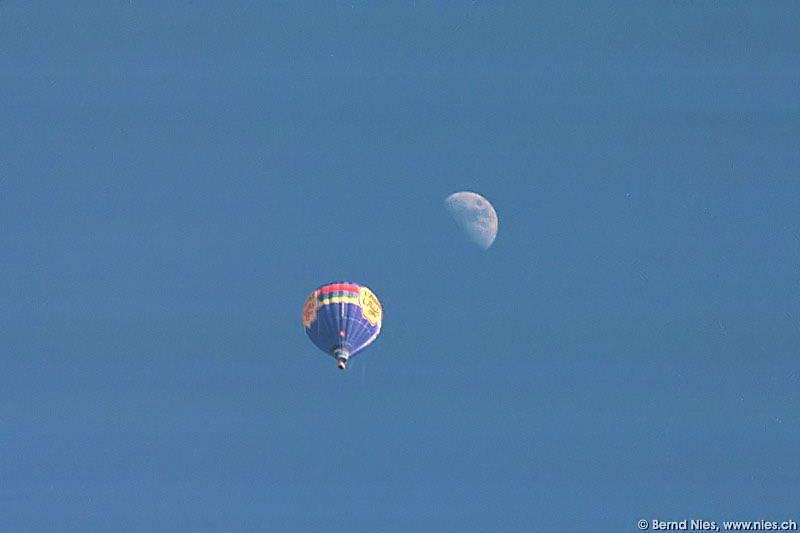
318,296,360,306
318,284,360,294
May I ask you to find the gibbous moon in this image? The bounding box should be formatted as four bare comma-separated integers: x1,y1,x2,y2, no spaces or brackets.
444,191,498,249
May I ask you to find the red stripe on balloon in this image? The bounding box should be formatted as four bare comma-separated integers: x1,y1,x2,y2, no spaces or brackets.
319,284,360,294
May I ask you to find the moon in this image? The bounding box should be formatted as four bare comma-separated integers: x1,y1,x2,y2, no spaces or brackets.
444,191,498,249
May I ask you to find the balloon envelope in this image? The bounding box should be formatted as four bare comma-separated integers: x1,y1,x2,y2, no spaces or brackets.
302,282,383,367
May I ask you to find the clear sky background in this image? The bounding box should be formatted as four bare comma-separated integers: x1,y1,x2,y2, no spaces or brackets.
2,2,799,531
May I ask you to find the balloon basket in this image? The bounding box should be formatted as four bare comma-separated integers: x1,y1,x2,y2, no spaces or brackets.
333,348,350,370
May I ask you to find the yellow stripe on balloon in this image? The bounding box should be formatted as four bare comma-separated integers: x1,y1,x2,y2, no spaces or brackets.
319,296,360,306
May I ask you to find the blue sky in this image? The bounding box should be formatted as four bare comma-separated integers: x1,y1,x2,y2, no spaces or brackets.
2,2,799,530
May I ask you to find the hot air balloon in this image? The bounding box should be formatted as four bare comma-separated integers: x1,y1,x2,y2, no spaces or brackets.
302,281,383,369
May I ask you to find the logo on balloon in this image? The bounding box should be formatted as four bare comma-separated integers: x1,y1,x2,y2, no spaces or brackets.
358,287,382,327
302,291,319,329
